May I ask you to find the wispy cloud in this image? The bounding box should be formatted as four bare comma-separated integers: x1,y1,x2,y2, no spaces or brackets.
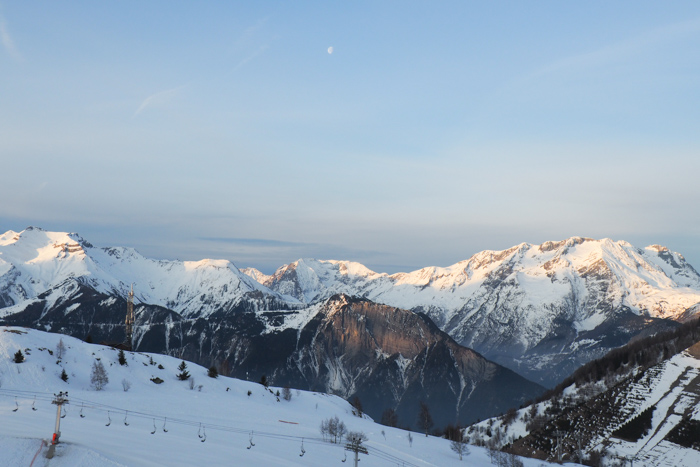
0,14,21,61
234,45,269,70
527,16,700,80
235,17,269,47
133,85,186,117
200,236,311,248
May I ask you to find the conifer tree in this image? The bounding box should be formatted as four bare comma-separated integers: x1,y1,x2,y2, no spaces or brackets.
177,361,190,381
118,349,127,366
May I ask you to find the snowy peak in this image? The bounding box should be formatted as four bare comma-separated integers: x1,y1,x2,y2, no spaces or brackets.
239,267,271,284
0,228,288,318
260,237,700,319
259,258,387,303
254,237,700,386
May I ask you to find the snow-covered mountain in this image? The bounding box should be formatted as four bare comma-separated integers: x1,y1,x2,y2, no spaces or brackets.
0,228,545,428
247,237,700,386
1,326,558,466
0,227,291,319
2,228,699,389
465,319,700,466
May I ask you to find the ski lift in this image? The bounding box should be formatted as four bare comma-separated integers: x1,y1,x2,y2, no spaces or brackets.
124,410,129,426
200,425,207,443
162,417,168,433
247,431,255,449
106,411,112,427
80,403,85,418
32,396,37,411
342,452,347,462
12,397,18,412
151,418,157,435
198,423,203,439
299,438,306,457
60,405,67,418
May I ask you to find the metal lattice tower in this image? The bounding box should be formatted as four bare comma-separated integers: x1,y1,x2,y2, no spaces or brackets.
125,284,134,350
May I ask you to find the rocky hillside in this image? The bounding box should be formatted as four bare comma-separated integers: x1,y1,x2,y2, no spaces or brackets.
264,294,544,429
464,318,700,466
246,237,700,386
3,228,699,389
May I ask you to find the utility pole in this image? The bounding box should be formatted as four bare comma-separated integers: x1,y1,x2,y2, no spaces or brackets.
47,392,69,459
125,283,134,350
345,433,368,467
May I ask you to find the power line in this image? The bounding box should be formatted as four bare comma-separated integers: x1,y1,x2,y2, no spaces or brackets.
1,389,425,466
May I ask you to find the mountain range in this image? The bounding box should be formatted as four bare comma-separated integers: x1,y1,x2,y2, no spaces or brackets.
2,227,700,423
0,227,543,428
244,237,700,385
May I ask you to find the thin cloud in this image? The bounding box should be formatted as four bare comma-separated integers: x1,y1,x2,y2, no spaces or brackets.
234,45,269,70
0,14,21,61
528,16,700,80
133,85,186,117
200,236,312,248
234,17,269,48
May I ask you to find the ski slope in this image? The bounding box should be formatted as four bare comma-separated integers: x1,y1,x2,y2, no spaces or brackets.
0,327,562,466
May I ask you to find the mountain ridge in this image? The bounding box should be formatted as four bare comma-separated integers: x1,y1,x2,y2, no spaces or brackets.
2,228,699,387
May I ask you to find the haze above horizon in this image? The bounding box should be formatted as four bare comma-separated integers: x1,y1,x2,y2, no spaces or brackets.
2,1,699,274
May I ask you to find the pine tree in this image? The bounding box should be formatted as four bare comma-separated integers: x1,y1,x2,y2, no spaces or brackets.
60,368,68,382
177,361,190,381
207,365,218,378
90,360,109,390
351,396,363,417
118,349,127,366
13,350,24,363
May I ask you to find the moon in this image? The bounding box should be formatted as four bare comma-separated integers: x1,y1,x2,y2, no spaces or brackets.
327,46,333,55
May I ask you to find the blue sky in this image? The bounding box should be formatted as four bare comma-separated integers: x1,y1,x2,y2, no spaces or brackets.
2,1,700,274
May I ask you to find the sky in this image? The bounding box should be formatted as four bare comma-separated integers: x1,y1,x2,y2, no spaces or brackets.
1,1,700,274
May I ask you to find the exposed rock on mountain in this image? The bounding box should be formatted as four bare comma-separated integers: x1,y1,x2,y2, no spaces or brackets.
2,227,699,391
267,295,544,429
465,318,700,466
249,238,700,386
0,228,544,428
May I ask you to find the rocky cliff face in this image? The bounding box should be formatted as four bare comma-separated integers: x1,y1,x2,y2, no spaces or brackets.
274,295,544,428
0,283,544,429
252,238,700,386
3,228,698,390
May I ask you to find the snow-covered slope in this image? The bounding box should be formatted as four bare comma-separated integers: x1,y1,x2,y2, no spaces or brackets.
465,325,700,466
0,227,292,319
258,238,700,325
250,238,700,385
3,228,699,387
0,326,557,467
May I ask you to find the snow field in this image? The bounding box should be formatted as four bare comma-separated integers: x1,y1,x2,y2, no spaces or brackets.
0,327,553,466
